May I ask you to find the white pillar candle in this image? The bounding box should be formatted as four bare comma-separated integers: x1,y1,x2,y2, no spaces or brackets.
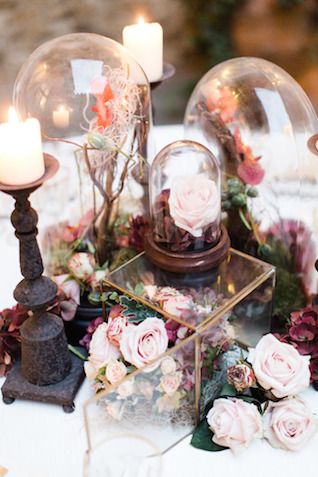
123,17,163,82
53,105,70,129
0,107,45,186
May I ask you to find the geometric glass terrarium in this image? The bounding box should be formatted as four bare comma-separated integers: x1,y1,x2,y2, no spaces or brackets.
145,140,230,273
83,248,275,455
184,57,318,299
13,33,153,267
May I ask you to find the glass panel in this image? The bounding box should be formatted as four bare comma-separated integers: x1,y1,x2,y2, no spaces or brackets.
107,249,275,329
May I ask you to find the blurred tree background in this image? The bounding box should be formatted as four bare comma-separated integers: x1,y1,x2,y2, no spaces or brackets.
0,0,318,124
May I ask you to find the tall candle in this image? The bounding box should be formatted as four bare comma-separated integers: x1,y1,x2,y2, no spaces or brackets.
0,107,45,186
123,16,163,82
53,105,70,129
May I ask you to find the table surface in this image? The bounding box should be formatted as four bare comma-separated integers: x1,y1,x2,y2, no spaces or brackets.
1,125,318,477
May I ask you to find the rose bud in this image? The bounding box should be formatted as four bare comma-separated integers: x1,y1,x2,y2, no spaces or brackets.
227,363,256,392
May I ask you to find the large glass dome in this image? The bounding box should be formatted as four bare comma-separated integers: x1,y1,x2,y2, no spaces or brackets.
13,33,153,269
184,57,318,298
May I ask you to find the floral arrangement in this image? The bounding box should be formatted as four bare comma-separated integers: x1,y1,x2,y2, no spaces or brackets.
191,333,318,454
82,287,234,422
48,66,149,268
152,173,220,252
198,79,316,325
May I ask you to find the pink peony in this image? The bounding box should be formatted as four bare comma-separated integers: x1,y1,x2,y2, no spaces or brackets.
248,334,310,398
84,323,120,381
120,318,168,369
207,397,263,454
168,174,220,238
68,252,95,281
105,359,127,384
264,397,318,451
162,295,194,318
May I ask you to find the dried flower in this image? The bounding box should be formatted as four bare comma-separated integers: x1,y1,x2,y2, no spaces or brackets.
227,363,256,392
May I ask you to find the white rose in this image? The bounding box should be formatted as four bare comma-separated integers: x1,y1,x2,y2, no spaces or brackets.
248,334,311,398
160,357,177,375
68,252,95,281
117,379,135,398
264,397,318,451
105,360,127,384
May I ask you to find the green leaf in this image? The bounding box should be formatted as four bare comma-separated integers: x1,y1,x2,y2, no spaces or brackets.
68,345,87,361
238,208,252,231
88,292,102,305
191,418,227,452
109,291,119,302
134,283,145,297
220,383,237,397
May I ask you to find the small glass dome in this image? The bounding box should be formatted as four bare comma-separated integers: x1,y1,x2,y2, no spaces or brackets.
149,140,221,253
184,57,318,296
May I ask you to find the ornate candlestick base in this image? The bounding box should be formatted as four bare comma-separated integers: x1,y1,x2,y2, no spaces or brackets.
0,154,84,412
144,224,230,274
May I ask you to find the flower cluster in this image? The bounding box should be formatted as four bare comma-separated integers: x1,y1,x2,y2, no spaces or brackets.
0,304,29,376
192,334,317,454
278,306,318,388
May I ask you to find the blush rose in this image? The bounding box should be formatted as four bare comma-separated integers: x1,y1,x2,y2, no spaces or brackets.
107,314,128,346
168,173,220,238
162,295,194,318
68,252,95,281
248,334,310,398
207,397,263,454
264,397,318,451
84,323,120,381
105,359,127,384
120,317,168,369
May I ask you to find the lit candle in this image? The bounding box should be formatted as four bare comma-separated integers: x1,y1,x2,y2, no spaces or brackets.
123,16,163,82
53,105,70,129
0,107,45,186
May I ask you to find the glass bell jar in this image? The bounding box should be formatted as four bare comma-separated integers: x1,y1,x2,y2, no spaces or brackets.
13,33,153,270
144,140,230,273
184,57,318,302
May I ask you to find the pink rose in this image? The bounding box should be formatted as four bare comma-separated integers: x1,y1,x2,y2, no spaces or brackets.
106,360,127,384
159,372,182,395
85,323,120,380
168,173,220,238
107,314,128,346
207,398,263,454
120,318,168,369
248,334,311,398
162,295,194,318
264,397,318,451
68,252,95,281
53,274,80,321
105,401,124,421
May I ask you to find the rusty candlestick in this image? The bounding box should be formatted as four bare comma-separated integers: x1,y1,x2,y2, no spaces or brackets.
1,154,84,412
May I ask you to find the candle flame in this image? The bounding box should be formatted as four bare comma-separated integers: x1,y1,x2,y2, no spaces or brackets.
8,106,19,124
58,105,66,112
138,15,145,24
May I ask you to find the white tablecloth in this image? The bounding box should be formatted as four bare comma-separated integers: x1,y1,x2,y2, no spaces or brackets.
0,125,318,477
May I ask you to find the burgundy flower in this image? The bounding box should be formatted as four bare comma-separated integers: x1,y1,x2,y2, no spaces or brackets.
128,215,149,252
309,357,318,384
80,316,104,349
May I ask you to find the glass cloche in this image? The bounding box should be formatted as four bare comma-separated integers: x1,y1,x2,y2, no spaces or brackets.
184,57,318,309
13,33,153,268
145,140,230,273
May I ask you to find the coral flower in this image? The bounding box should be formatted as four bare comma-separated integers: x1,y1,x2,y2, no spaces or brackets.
91,83,113,129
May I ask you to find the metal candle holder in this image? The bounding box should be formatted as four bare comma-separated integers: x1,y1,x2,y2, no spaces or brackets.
0,154,84,412
150,63,176,123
